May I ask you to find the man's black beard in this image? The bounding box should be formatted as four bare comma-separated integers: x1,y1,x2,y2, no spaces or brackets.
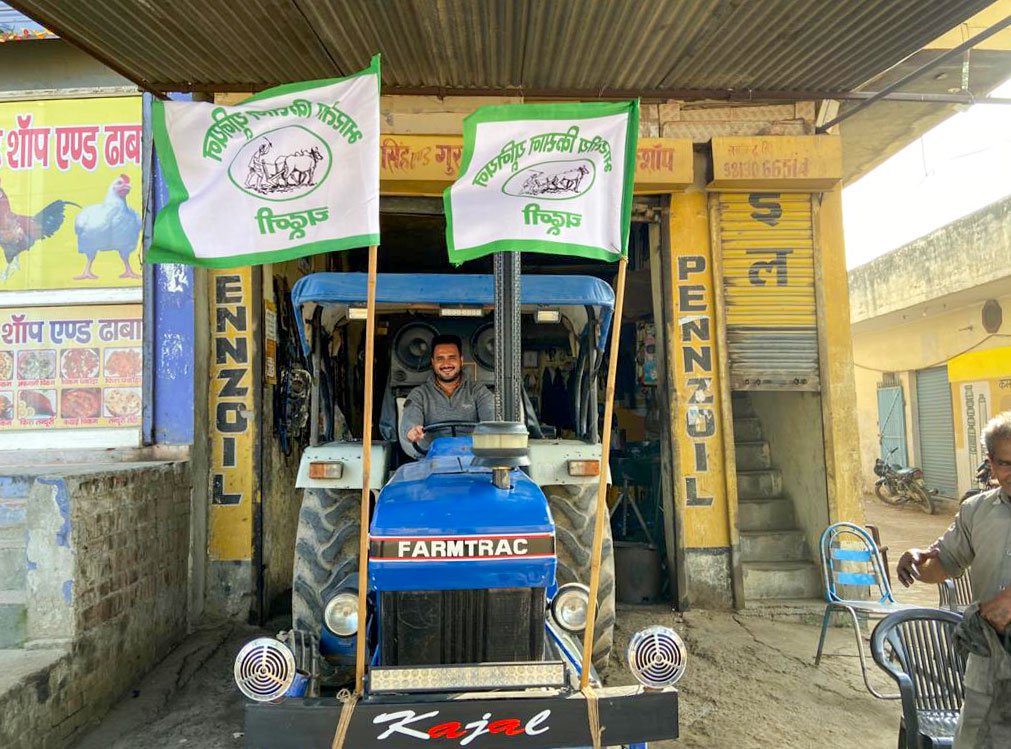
435,370,461,385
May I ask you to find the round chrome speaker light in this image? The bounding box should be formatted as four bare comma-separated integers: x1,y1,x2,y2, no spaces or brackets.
627,626,687,687
234,637,296,702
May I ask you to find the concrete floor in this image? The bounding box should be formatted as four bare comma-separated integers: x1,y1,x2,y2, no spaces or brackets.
71,624,261,749
70,610,907,749
70,497,953,749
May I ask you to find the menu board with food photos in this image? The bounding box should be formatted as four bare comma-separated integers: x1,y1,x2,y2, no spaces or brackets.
0,305,142,431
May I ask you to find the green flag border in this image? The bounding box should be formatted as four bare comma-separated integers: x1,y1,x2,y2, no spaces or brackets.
443,99,640,265
147,55,381,268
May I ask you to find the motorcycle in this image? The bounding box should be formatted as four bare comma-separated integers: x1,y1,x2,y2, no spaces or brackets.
873,447,935,514
960,459,998,503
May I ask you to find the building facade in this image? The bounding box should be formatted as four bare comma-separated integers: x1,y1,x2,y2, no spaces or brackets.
850,195,1011,500
193,95,862,618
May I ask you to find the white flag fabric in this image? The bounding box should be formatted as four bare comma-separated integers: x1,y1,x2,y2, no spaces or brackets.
150,56,380,267
444,101,639,264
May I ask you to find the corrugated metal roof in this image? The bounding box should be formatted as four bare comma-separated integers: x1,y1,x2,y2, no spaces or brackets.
8,0,996,94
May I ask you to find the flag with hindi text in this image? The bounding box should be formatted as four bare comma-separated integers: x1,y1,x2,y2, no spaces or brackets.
149,56,380,267
444,100,638,264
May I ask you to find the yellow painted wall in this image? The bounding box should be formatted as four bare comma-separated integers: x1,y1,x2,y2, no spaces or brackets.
208,267,257,562
851,288,1011,493
668,190,731,549
816,188,864,526
948,345,1011,491
927,1,1011,51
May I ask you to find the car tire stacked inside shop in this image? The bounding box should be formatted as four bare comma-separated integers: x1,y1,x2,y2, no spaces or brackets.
292,487,360,683
544,483,616,673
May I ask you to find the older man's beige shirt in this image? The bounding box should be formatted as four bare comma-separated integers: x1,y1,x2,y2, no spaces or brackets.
935,487,1011,693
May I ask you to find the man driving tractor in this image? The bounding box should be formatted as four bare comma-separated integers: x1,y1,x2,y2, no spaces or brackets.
398,333,495,458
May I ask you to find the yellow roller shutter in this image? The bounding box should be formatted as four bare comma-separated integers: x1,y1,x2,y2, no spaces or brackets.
715,192,819,391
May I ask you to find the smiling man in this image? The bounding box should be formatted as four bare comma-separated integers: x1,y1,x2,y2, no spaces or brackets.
398,334,495,459
896,411,1011,747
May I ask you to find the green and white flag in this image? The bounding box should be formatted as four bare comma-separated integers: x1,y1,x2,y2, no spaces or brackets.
444,100,638,264
149,56,380,267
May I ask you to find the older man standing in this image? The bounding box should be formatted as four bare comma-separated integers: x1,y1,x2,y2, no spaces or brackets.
897,411,1011,747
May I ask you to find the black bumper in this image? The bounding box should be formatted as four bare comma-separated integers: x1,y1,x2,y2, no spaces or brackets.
245,685,678,748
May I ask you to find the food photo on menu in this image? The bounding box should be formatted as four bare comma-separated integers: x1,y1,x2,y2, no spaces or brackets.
18,350,56,381
18,389,56,420
0,351,12,382
104,348,142,380
61,388,103,420
103,387,141,420
61,348,101,380
0,392,12,421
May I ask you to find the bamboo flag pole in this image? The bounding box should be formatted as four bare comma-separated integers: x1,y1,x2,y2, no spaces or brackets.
579,255,628,691
354,245,379,695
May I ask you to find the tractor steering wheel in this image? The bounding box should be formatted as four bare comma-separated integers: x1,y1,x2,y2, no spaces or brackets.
413,421,480,455
422,420,480,437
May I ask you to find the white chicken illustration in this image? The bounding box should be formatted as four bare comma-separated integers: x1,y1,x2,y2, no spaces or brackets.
74,173,142,280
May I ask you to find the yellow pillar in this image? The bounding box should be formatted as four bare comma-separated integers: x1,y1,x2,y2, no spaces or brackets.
207,267,258,617
816,188,864,525
667,189,736,608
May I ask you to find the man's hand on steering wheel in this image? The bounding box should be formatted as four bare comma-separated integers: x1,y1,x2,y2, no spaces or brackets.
409,420,480,454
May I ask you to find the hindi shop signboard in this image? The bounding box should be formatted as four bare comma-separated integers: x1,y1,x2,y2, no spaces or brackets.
0,305,142,435
0,97,143,291
150,57,381,268
444,101,639,264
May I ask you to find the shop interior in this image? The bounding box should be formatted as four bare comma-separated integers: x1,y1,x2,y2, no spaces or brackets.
266,199,673,605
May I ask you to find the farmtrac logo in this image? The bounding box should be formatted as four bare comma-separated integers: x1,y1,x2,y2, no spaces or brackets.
374,708,551,745
369,533,555,562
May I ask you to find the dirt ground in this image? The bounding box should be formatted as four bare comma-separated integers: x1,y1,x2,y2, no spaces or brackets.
862,491,960,607
73,496,951,749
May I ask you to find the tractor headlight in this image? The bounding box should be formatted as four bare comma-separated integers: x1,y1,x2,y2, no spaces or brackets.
324,592,359,637
551,583,591,633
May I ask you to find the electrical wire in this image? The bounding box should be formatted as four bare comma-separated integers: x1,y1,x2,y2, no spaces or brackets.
853,333,1011,373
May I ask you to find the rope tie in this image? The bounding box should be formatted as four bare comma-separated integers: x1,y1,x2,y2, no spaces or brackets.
583,685,603,749
330,690,359,749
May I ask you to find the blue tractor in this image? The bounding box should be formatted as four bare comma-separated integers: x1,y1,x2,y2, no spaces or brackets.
235,272,684,748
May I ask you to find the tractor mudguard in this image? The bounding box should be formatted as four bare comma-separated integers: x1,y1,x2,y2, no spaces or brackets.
296,441,390,490
527,439,613,487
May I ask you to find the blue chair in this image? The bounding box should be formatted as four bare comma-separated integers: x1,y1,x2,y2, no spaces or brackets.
814,521,915,698
871,608,965,748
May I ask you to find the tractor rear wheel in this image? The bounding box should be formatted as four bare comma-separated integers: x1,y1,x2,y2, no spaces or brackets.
292,487,361,681
543,483,616,674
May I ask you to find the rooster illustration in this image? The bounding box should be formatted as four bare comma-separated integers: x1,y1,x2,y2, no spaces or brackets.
74,174,142,280
0,176,78,282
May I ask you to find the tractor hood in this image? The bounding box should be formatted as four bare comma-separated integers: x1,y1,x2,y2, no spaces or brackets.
368,438,556,591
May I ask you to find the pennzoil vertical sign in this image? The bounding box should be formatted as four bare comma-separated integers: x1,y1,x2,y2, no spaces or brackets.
209,268,255,561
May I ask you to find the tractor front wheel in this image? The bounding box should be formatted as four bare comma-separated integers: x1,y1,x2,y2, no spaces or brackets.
292,487,361,682
543,483,616,674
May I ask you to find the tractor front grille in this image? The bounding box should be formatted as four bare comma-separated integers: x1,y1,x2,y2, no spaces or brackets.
379,588,545,666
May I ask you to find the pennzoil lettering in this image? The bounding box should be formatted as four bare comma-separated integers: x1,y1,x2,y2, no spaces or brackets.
677,256,716,507
211,273,250,506
371,534,553,561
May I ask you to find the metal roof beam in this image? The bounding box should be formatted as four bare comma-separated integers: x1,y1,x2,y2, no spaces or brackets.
817,13,1011,132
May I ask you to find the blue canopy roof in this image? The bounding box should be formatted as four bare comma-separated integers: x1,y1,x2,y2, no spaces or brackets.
291,272,614,355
